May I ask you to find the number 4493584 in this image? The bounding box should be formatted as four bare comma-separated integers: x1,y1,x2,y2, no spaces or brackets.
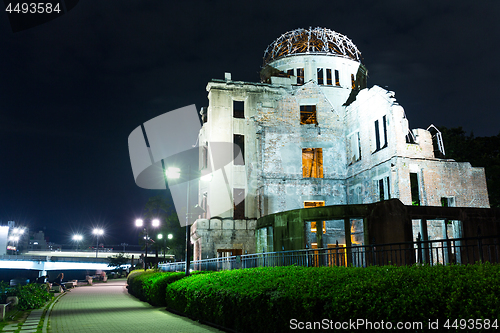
444,319,498,330
5,3,61,14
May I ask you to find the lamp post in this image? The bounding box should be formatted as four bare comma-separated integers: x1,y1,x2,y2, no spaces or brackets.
93,229,104,258
72,234,83,251
135,218,160,270
166,165,193,276
157,233,172,259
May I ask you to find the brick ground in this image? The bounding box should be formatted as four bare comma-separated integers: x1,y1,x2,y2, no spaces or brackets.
48,279,222,333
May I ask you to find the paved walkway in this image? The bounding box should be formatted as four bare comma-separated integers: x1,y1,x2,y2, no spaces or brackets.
48,280,223,333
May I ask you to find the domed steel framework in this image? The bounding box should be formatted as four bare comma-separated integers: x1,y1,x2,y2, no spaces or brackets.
263,27,362,66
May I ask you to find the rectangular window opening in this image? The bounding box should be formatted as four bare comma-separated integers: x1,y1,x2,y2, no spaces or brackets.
374,116,388,152
317,68,324,85
302,148,323,178
304,201,325,234
348,132,362,164
326,69,332,85
300,105,317,125
287,69,294,77
297,68,304,85
233,188,245,219
382,115,388,148
233,134,245,165
410,173,420,206
378,176,391,201
233,101,244,119
441,197,455,207
351,74,356,89
335,70,340,86
379,179,384,202
374,120,381,151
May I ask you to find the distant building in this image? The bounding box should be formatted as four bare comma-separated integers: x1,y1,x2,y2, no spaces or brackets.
191,27,490,260
26,231,49,251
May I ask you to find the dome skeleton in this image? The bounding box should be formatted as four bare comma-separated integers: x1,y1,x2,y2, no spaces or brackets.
263,27,362,66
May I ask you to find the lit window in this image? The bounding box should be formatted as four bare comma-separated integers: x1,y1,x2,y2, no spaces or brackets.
302,148,323,178
287,69,294,76
304,201,325,234
300,105,317,125
335,70,340,86
351,74,356,89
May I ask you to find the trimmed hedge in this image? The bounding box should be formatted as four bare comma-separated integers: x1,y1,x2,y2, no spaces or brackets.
126,269,209,306
165,264,500,333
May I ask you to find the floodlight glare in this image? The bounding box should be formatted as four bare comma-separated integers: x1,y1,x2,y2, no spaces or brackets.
165,167,181,179
152,219,160,227
93,228,104,235
135,219,144,227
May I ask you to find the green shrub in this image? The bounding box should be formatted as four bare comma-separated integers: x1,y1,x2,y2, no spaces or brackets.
165,264,500,333
127,270,213,306
16,283,53,311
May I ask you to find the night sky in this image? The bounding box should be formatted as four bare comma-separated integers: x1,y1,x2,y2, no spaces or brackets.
1,1,499,248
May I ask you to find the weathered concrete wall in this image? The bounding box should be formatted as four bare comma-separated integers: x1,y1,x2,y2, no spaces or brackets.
194,53,491,259
192,218,256,260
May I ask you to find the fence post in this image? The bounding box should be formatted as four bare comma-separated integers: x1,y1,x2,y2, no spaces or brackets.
477,227,483,263
417,233,422,264
370,238,376,267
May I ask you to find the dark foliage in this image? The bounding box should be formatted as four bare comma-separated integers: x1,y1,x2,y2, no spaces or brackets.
15,283,53,311
165,265,500,333
439,127,500,207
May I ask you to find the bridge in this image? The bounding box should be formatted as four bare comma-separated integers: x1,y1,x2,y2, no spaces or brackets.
0,251,173,277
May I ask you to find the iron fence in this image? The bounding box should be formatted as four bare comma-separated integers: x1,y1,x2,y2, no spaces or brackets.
158,234,500,272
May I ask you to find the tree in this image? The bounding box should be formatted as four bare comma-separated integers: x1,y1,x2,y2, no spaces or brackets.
439,127,500,208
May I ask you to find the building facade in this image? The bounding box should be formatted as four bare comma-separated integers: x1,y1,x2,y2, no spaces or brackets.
191,27,489,260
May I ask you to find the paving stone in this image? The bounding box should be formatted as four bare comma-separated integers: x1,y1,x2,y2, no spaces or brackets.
49,279,223,333
2,324,19,331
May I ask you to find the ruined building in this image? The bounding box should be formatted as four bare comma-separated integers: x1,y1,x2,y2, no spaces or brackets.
191,27,491,261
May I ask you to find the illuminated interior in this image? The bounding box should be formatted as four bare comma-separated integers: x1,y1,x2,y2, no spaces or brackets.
302,149,323,178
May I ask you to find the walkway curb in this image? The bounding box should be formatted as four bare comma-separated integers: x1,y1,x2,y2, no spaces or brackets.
42,292,67,333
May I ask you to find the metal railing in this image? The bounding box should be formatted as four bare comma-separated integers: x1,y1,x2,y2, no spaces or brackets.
158,234,500,272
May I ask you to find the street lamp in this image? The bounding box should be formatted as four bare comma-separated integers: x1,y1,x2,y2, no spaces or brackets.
9,227,25,255
93,229,104,258
72,234,83,251
157,233,172,259
135,218,160,270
